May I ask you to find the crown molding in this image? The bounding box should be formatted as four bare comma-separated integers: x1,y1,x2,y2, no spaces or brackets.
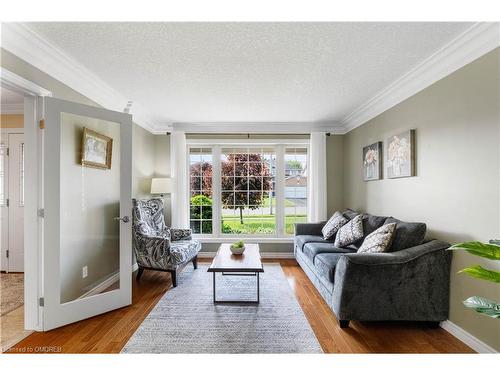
0,103,23,114
1,67,52,97
340,22,500,133
1,23,160,134
171,121,345,134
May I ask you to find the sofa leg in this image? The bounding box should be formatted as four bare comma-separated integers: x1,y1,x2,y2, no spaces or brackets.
339,320,350,328
136,267,144,281
192,256,198,270
170,270,177,288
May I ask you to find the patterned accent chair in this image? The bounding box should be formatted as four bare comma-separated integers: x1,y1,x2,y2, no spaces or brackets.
132,198,201,287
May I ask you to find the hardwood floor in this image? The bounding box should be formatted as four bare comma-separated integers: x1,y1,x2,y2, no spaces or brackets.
5,259,474,354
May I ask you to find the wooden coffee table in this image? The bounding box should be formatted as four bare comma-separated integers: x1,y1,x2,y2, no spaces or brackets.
207,243,264,304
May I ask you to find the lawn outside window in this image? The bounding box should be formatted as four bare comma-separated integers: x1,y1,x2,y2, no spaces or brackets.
188,140,308,239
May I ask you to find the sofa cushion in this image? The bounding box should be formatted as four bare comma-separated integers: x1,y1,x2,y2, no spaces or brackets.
302,242,351,263
384,217,426,252
350,213,387,247
322,211,348,240
342,208,360,220
334,215,364,247
361,214,389,237
315,253,346,283
358,223,397,253
294,235,333,252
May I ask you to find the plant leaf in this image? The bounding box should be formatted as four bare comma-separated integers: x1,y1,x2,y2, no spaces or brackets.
463,296,500,318
458,265,500,283
449,241,500,260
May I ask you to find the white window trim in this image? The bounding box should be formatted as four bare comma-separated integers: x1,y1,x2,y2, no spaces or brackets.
187,139,309,240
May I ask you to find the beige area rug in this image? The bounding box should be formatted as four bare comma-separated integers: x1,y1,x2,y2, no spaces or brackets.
122,264,322,353
1,273,24,316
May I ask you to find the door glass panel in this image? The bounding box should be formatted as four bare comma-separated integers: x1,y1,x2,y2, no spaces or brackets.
59,113,120,304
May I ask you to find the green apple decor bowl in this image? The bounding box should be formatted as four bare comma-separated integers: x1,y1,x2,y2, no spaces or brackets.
230,240,245,255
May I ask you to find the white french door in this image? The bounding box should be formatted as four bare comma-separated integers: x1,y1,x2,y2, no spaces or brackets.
0,132,25,273
42,97,132,331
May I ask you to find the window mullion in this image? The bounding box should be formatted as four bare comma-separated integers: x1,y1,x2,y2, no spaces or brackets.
275,145,285,237
212,145,221,237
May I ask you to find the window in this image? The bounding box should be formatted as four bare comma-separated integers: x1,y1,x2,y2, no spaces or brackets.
189,148,213,234
221,147,276,235
188,142,308,238
284,148,308,234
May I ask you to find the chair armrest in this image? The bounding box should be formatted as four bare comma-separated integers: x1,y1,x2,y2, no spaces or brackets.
170,228,193,241
294,222,326,236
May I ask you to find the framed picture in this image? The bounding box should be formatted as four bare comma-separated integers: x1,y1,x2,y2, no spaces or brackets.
81,127,113,169
363,141,382,181
386,129,415,178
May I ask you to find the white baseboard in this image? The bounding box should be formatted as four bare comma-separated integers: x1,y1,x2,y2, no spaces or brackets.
198,251,295,259
440,320,497,353
78,271,120,300
79,264,139,300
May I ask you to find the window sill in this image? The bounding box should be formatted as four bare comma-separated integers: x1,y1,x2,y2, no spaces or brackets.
192,237,294,244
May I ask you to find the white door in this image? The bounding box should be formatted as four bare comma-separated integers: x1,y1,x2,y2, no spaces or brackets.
42,97,132,331
0,133,24,272
0,140,8,271
8,133,25,272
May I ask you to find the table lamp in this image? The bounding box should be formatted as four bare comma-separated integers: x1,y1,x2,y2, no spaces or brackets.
150,178,171,197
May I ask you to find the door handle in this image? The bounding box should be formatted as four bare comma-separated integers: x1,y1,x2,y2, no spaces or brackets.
113,216,130,223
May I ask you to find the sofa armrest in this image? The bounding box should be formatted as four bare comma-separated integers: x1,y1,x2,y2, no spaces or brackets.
340,240,451,266
170,228,193,241
294,221,326,236
332,240,452,321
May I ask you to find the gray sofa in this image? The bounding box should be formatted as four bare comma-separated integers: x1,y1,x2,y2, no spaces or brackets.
294,209,452,328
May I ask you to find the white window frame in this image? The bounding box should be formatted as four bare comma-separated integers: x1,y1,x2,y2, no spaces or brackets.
187,139,309,241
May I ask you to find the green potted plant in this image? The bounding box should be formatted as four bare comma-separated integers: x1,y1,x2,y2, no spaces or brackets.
449,240,500,318
230,240,245,255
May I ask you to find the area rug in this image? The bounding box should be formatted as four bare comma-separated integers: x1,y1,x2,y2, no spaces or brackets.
121,264,322,353
1,273,24,316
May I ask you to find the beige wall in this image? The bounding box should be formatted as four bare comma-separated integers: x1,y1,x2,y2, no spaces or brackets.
132,125,156,198
342,48,500,350
326,135,344,216
0,114,24,128
153,134,172,224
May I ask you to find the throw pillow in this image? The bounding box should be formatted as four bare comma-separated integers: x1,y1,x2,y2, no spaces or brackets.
334,214,364,247
357,223,397,253
322,211,348,240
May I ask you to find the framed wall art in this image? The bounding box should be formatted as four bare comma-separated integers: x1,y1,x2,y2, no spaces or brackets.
363,141,382,181
81,127,113,169
386,129,415,178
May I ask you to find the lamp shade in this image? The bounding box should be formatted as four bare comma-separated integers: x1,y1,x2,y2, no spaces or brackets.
150,178,172,195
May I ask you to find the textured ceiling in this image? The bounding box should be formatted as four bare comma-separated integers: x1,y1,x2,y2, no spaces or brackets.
27,22,472,123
